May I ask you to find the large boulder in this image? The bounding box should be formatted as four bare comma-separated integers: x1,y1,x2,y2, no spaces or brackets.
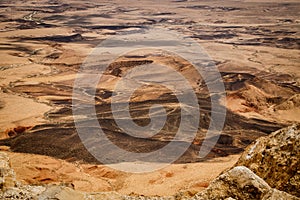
191,166,298,200
235,124,300,197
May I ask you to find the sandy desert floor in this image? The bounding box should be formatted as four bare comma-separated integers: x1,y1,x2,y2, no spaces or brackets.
7,151,240,196
0,0,299,197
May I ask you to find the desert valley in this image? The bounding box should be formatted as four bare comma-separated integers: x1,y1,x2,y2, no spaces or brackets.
0,0,299,199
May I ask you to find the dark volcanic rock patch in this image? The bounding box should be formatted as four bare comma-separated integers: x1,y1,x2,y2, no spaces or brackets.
87,25,144,30
222,37,300,49
1,73,293,164
182,5,242,12
19,33,84,43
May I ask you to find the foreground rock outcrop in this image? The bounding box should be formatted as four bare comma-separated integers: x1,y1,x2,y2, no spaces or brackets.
191,166,298,200
236,124,300,197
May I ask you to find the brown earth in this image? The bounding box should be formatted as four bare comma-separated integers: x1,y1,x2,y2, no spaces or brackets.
6,151,240,196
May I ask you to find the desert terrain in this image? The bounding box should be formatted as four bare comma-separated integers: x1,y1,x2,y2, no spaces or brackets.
0,0,299,198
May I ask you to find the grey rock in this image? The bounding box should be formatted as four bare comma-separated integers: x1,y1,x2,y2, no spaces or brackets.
262,189,299,200
192,166,270,200
236,124,300,197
